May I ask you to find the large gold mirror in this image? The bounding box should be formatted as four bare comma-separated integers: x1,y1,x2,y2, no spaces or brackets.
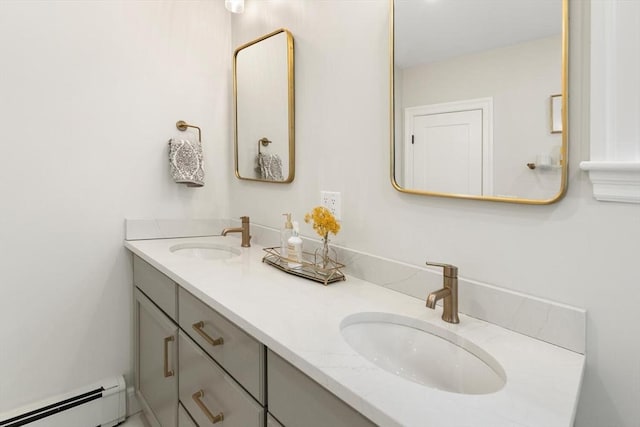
391,0,568,204
234,29,295,183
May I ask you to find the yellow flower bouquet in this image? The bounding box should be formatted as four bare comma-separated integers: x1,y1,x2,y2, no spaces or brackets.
304,206,340,239
304,206,340,269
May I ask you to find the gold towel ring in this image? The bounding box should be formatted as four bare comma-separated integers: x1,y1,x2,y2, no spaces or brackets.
176,120,201,142
258,137,272,154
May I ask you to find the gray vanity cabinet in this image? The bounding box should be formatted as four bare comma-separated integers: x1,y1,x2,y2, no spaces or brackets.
177,403,198,427
178,287,265,404
267,414,284,427
179,331,264,426
267,350,376,427
134,256,179,427
132,254,374,427
134,289,178,427
133,254,265,427
134,256,177,319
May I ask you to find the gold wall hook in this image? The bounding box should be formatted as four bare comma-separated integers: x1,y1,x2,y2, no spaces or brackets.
176,120,201,142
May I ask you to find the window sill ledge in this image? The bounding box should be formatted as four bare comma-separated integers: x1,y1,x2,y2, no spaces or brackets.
580,161,640,203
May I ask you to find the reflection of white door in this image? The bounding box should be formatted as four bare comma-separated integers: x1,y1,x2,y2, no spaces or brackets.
404,98,493,195
408,110,482,194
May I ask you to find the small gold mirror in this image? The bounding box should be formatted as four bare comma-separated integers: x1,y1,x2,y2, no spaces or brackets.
234,29,295,183
391,0,568,204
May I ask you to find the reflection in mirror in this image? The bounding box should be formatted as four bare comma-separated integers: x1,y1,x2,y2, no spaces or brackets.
234,29,294,183
391,0,568,204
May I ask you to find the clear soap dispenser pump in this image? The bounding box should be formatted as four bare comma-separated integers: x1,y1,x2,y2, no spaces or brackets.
281,213,293,256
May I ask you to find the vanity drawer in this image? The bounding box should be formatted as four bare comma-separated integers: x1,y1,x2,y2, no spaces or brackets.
179,331,264,427
267,349,375,427
133,255,177,320
179,287,265,403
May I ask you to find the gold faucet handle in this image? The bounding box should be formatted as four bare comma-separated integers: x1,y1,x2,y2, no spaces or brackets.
426,261,458,277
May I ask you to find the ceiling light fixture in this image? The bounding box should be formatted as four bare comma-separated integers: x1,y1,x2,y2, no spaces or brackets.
225,0,244,13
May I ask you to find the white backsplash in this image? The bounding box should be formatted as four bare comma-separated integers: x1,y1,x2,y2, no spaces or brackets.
250,221,585,354
126,218,586,354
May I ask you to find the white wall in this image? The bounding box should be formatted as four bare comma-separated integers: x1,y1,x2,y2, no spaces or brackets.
230,1,640,426
399,36,563,199
0,1,231,412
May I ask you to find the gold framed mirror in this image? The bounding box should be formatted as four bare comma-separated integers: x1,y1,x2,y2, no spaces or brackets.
390,0,568,204
234,28,295,183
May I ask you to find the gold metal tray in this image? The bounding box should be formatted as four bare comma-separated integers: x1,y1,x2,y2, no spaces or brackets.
262,247,346,286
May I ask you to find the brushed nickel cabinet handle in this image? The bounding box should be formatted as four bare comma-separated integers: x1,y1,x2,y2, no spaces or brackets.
192,390,224,424
192,321,224,346
163,335,175,378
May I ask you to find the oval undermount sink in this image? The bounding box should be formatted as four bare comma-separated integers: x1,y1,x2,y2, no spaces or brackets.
340,312,506,395
169,243,241,260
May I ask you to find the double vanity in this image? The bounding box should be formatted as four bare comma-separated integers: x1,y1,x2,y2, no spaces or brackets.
126,233,584,427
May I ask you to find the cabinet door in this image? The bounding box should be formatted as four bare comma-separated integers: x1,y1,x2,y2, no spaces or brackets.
179,332,264,427
135,289,178,427
267,350,375,427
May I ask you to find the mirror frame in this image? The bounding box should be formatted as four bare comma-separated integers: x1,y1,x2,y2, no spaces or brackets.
389,0,569,204
233,28,295,183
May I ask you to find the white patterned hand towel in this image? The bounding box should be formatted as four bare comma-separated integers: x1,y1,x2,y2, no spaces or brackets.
168,138,204,187
257,153,283,181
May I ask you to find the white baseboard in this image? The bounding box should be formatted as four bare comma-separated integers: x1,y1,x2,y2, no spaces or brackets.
126,386,141,417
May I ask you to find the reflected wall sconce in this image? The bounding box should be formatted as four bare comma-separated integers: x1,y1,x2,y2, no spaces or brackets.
225,0,244,13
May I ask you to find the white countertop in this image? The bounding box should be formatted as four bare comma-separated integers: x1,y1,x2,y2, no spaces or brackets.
125,235,584,427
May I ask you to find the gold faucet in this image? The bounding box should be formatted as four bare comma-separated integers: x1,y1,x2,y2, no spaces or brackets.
221,216,251,247
425,261,459,324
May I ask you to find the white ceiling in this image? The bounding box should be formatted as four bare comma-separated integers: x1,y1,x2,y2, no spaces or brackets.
394,0,562,69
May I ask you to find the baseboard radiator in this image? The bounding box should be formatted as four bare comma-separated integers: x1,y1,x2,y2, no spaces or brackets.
0,376,126,427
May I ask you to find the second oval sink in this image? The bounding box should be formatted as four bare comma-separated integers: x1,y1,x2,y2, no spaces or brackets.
340,312,506,395
169,243,241,260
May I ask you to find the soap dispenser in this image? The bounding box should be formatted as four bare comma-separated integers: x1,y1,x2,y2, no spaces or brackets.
286,221,303,269
281,213,293,256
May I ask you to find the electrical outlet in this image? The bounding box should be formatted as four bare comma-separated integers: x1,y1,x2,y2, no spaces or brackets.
320,191,341,220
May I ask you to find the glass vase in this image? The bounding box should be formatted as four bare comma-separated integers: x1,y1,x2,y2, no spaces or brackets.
314,236,334,270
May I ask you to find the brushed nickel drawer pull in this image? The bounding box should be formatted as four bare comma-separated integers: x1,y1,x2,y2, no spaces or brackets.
163,335,175,378
192,321,224,346
192,390,224,424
